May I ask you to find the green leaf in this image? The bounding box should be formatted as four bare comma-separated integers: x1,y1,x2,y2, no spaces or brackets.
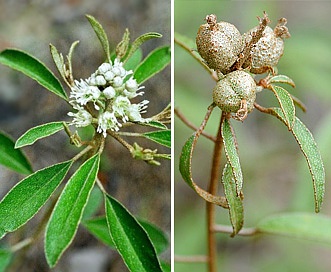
45,154,100,267
83,216,169,254
15,122,64,148
222,164,244,237
81,186,103,221
86,15,111,62
0,249,12,272
49,44,66,84
269,74,296,88
174,32,196,50
125,32,162,63
83,217,115,248
0,131,32,174
134,45,170,84
67,40,80,75
161,262,171,272
105,194,163,272
138,120,168,130
0,49,67,100
0,160,72,239
270,85,295,129
143,130,171,148
272,108,325,212
257,212,331,245
123,48,143,71
221,119,243,194
138,219,169,254
179,134,228,207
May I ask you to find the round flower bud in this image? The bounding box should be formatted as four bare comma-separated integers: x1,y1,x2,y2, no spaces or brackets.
103,86,116,99
95,75,107,86
113,76,123,87
213,70,256,113
104,71,115,81
98,63,112,74
196,14,244,74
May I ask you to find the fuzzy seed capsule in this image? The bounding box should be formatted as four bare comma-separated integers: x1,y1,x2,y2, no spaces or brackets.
196,14,244,74
244,20,290,73
213,70,256,114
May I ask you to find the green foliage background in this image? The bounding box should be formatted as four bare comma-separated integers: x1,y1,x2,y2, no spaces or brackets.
175,1,331,271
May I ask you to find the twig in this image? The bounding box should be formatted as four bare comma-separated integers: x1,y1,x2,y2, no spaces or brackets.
206,111,227,272
175,255,208,263
175,107,216,142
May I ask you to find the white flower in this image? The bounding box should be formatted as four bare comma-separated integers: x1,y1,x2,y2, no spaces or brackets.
97,111,121,137
67,104,93,127
113,96,131,122
125,77,139,92
126,100,150,122
70,79,101,109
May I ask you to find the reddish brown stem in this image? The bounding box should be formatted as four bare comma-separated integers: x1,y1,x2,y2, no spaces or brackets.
206,111,226,272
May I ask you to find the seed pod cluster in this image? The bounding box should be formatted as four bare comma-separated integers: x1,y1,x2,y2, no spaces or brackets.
196,13,290,120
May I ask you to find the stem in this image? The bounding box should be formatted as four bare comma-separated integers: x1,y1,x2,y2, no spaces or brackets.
174,36,212,75
206,111,226,272
175,255,208,263
175,107,216,142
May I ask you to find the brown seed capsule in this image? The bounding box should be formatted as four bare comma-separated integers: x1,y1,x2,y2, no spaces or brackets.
244,19,290,73
213,70,256,115
196,14,244,74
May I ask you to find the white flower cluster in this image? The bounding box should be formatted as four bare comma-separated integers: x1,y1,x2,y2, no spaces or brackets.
68,59,149,137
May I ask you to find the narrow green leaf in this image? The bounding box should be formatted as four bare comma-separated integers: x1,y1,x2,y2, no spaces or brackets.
221,119,243,194
174,32,196,50
125,32,162,63
45,154,100,267
179,134,228,207
67,40,80,74
143,130,171,148
138,120,168,130
0,49,67,100
161,262,171,272
0,131,32,174
81,186,103,221
49,44,66,83
269,74,296,88
116,28,130,60
83,216,169,254
270,85,295,129
257,212,331,245
123,47,143,71
83,217,115,248
138,219,169,255
105,194,163,272
15,122,64,149
272,108,325,212
134,45,170,84
0,160,72,239
222,164,244,236
0,249,12,272
86,15,111,62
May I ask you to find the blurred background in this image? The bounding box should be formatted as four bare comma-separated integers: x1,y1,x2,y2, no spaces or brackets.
0,0,170,271
175,1,331,272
